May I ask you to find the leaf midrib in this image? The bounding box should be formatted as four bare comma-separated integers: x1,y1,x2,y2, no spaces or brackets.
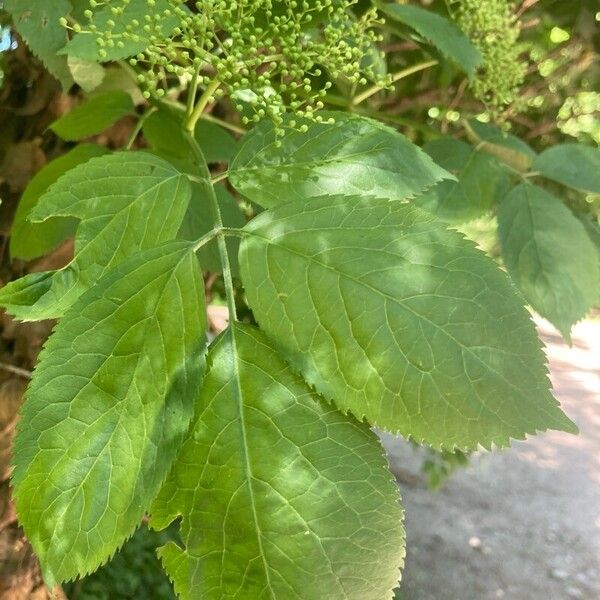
228,324,276,600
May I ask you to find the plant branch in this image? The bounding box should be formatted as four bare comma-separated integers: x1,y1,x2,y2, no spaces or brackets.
192,228,221,252
186,79,222,133
126,107,157,150
201,113,247,135
185,131,238,321
0,362,32,380
352,60,438,106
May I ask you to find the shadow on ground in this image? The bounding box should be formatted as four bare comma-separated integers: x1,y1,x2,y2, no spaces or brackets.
384,318,600,600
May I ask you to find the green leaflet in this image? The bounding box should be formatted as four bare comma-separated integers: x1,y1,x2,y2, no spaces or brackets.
50,91,135,141
229,112,452,208
416,137,510,223
533,143,600,194
497,183,599,341
0,152,191,321
377,2,482,77
239,195,576,450
13,242,207,585
10,143,109,261
62,0,179,61
151,324,405,600
4,0,73,88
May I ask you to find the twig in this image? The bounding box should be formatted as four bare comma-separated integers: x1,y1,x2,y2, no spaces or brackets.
352,60,438,106
0,362,32,379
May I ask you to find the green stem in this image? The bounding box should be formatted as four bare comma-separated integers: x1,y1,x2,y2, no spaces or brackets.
186,67,201,120
192,228,221,252
185,131,238,321
201,113,247,135
125,107,157,150
211,171,229,184
186,79,222,133
325,94,441,137
352,60,439,106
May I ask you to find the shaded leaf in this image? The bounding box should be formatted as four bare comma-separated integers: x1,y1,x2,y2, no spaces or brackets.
178,183,245,274
416,138,510,222
229,112,452,208
151,324,405,600
0,152,191,320
10,143,109,261
50,91,135,141
468,120,536,159
240,195,576,450
533,143,600,194
377,2,482,77
195,121,237,164
497,183,599,340
13,242,207,585
143,105,236,165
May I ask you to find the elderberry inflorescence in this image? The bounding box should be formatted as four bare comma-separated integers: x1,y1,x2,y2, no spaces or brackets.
72,0,391,133
455,0,526,115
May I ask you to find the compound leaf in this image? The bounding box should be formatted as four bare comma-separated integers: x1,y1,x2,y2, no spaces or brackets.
239,195,576,450
533,143,600,194
0,152,191,321
377,2,482,77
13,242,207,585
416,137,510,223
50,91,135,141
5,0,73,88
229,112,452,208
10,143,109,261
497,183,599,340
151,324,405,600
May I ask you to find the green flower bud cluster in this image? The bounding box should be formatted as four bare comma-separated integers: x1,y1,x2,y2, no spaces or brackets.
455,0,526,114
77,0,391,132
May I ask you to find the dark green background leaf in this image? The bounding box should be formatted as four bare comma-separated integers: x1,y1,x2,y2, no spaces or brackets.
377,3,482,77
143,106,236,165
497,183,599,340
416,137,510,222
533,143,600,194
178,183,246,274
50,91,135,141
10,143,109,261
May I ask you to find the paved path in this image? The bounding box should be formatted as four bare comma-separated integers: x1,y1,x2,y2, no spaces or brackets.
384,318,600,600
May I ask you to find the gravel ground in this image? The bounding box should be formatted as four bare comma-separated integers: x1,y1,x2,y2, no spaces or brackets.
384,318,600,600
